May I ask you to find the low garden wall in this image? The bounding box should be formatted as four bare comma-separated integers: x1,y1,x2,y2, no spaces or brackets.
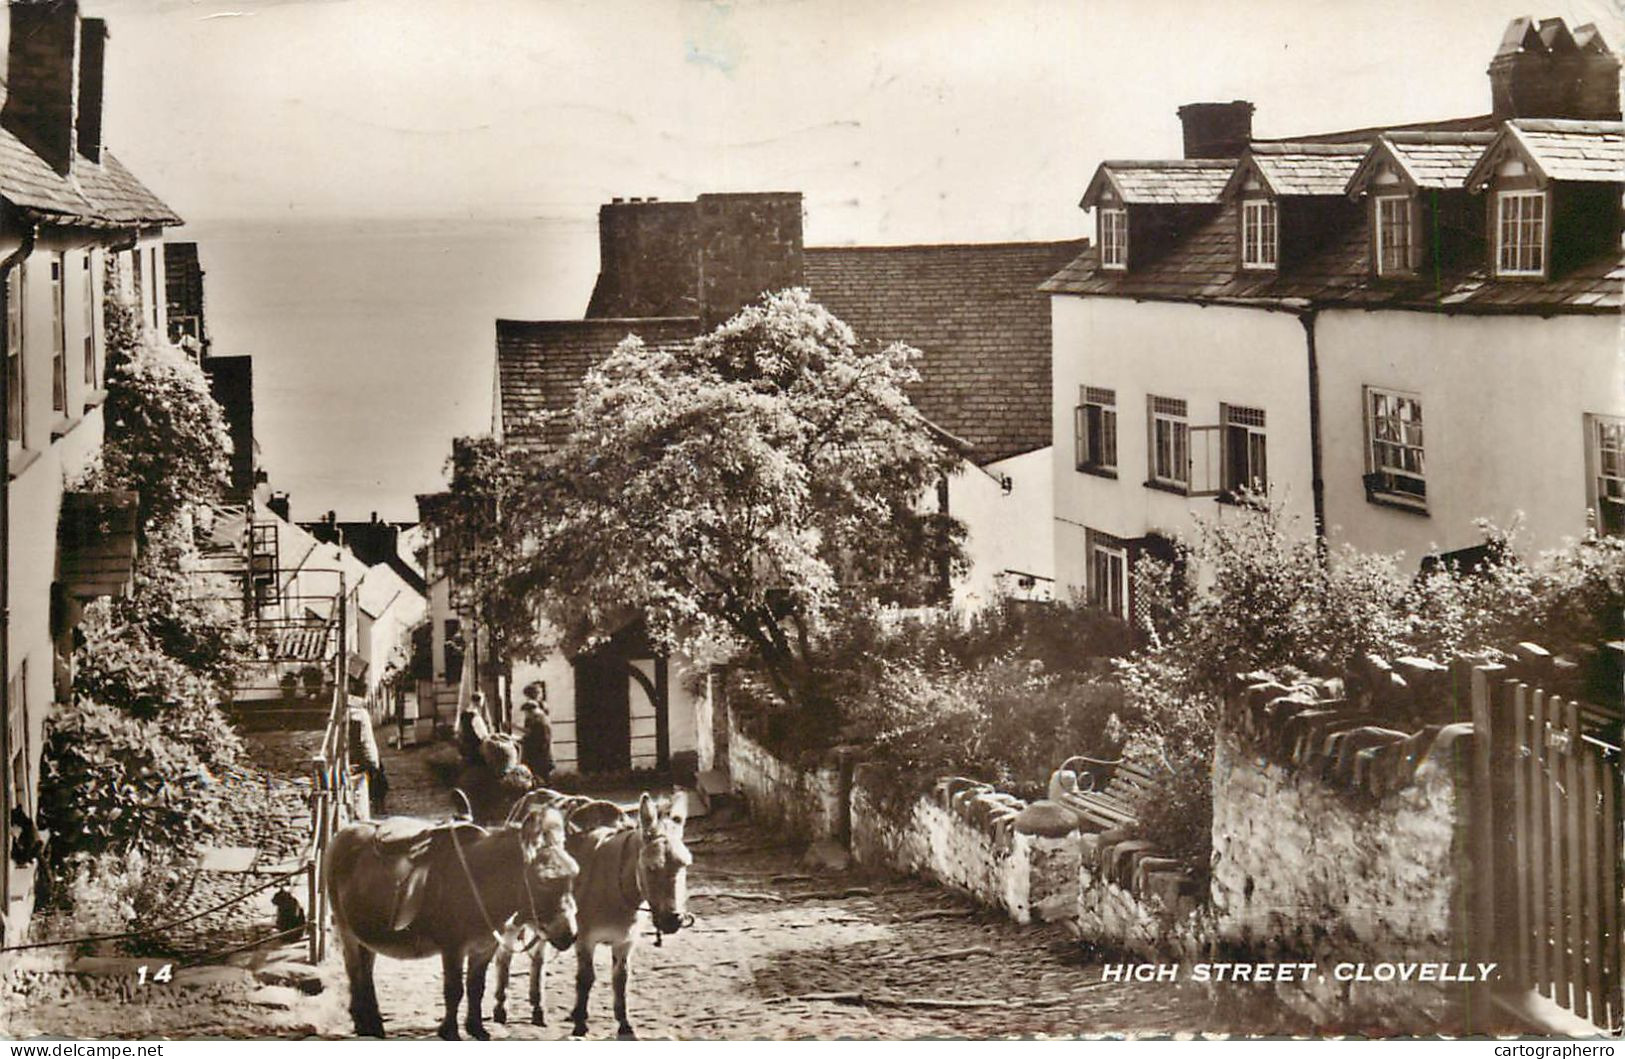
724,708,848,844
1211,666,1477,1029
848,768,1078,924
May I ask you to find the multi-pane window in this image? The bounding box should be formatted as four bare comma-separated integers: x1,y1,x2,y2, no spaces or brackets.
1497,191,1545,276
1365,387,1426,505
149,248,160,328
1221,404,1268,495
1375,196,1412,275
1100,209,1128,270
131,246,142,310
1148,395,1190,489
1074,386,1118,473
5,266,22,444
1588,414,1625,536
82,255,96,387
1242,199,1277,270
50,257,66,414
1086,531,1128,620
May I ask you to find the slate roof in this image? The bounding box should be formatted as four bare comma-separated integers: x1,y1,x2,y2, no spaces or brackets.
1233,142,1371,197
1042,195,1623,312
1346,132,1498,193
1506,118,1624,183
495,317,702,453
805,240,1088,465
1080,160,1233,208
0,82,181,228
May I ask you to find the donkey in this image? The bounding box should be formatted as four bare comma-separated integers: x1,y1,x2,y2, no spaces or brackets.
324,805,579,1040
492,792,690,1038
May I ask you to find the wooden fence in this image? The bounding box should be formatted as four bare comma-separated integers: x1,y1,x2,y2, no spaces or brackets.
304,575,370,965
1467,643,1623,1033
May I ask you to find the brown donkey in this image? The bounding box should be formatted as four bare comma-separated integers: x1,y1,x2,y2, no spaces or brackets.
492,792,690,1037
324,805,578,1039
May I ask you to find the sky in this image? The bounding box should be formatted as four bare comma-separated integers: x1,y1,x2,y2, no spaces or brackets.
63,0,1625,246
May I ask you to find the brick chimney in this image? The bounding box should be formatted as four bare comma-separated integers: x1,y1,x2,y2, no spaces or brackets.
3,0,81,176
76,18,107,164
1176,101,1255,159
1489,17,1621,120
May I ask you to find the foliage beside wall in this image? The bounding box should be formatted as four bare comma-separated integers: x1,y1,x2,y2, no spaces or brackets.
38,292,250,902
1119,496,1625,869
736,599,1135,801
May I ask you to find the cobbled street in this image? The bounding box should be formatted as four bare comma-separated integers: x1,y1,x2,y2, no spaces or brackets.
5,736,1299,1041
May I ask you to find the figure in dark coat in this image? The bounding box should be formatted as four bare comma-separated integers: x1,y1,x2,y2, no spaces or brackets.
518,682,554,786
458,692,492,768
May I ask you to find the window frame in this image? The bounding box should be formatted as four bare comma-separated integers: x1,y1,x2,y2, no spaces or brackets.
1099,208,1128,271
1374,194,1415,276
5,264,23,448
1586,412,1625,537
1220,403,1268,498
1495,189,1547,278
1364,386,1428,511
82,253,96,388
1147,395,1191,491
1241,198,1278,271
49,256,66,416
1074,385,1118,476
1086,531,1129,620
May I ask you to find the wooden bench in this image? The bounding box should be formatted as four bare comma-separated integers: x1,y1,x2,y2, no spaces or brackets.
1049,754,1160,833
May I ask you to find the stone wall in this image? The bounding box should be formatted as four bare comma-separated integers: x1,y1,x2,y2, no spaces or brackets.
848,770,1079,924
724,709,847,845
1211,673,1478,1027
1074,829,1211,961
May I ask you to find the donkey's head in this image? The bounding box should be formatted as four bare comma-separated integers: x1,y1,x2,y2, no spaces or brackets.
519,805,579,950
636,792,692,936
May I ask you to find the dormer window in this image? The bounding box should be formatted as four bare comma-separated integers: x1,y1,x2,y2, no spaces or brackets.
1100,208,1128,270
1241,199,1277,270
1496,189,1546,276
1375,195,1414,275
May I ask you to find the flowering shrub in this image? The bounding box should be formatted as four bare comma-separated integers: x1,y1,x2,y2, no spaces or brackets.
98,295,231,535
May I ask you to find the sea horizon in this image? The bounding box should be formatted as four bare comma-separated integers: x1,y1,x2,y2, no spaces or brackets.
182,214,603,523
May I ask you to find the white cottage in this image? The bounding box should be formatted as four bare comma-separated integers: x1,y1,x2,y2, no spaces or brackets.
1043,17,1623,616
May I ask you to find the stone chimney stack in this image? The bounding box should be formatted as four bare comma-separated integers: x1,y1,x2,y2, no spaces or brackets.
3,0,81,176
76,17,108,164
583,191,806,325
1489,17,1621,120
694,192,804,326
1176,101,1255,159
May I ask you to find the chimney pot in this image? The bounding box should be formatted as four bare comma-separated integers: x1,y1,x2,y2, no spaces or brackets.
1176,100,1255,159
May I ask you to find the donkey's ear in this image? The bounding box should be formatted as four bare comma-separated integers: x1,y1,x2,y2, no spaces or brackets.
668,790,688,827
638,792,658,833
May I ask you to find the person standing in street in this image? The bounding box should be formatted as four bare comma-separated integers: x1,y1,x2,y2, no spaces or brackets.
519,681,554,787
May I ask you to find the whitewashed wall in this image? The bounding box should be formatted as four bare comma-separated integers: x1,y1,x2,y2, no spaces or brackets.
1318,310,1623,562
